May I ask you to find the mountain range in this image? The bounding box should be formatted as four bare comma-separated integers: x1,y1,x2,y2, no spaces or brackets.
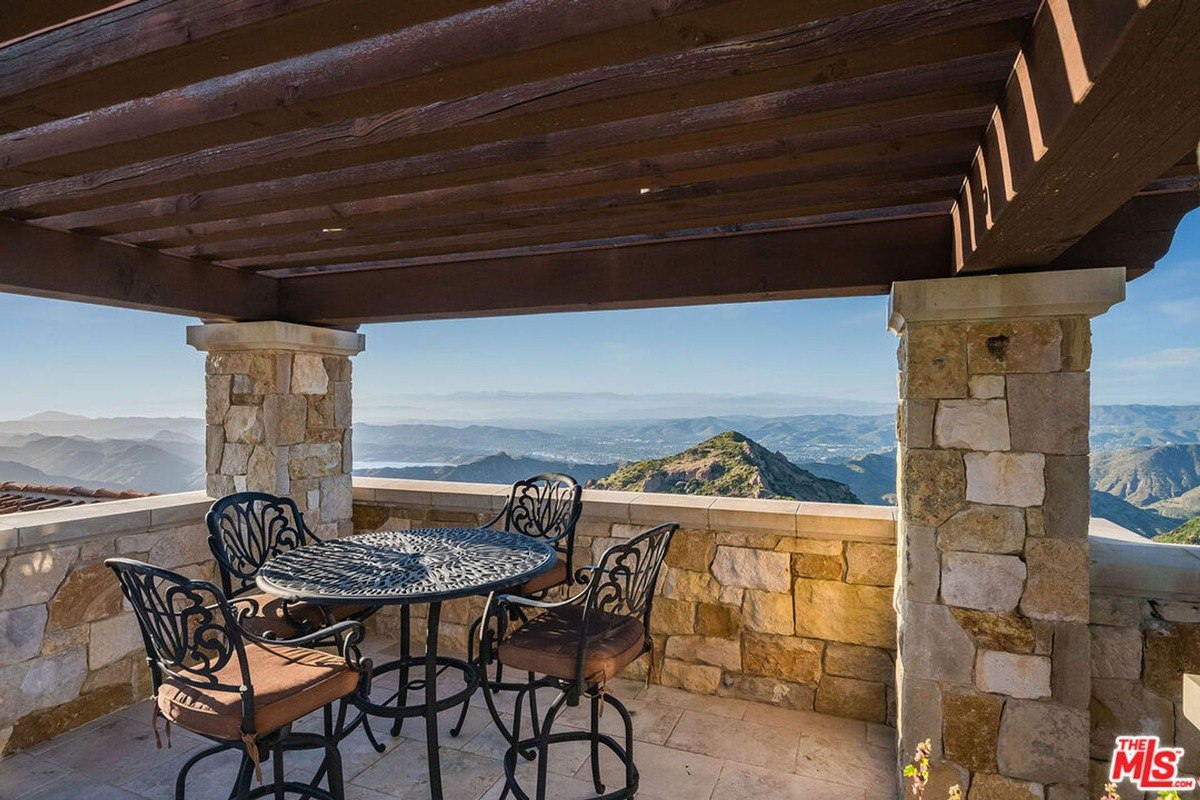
2,407,1200,539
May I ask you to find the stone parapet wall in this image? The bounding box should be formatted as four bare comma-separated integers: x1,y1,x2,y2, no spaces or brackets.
352,478,900,724
1088,533,1200,797
0,492,214,755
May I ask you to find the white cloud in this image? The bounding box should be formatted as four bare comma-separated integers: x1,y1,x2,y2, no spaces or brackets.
1114,347,1200,371
1158,298,1200,324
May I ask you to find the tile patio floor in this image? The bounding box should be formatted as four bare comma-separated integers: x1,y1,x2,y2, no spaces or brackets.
0,639,898,800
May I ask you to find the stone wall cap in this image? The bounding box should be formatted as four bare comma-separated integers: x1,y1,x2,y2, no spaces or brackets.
6,491,211,551
187,320,365,355
352,478,897,538
1090,529,1200,602
888,267,1126,332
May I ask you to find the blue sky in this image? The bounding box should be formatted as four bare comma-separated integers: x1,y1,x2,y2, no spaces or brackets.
0,210,1196,420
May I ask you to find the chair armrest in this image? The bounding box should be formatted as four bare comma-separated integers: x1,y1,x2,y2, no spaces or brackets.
240,619,367,667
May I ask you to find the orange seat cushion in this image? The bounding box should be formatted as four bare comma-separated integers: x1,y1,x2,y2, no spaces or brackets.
516,555,568,595
238,593,367,639
157,641,359,741
498,605,645,684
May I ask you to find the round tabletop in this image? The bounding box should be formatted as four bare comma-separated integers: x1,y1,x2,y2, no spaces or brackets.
255,527,558,605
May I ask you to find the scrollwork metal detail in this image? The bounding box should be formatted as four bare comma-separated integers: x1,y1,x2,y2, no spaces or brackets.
584,523,676,633
207,492,319,596
501,474,582,543
107,558,246,686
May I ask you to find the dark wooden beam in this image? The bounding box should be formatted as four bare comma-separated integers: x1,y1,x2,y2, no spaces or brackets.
0,0,804,179
21,54,1012,231
165,135,974,260
276,215,955,324
0,1,494,128
955,0,1200,271
0,217,276,319
0,1,120,46
0,0,1030,200
1048,178,1200,272
224,174,964,269
117,107,990,248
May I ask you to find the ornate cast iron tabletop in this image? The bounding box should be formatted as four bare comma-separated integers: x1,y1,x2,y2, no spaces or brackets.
256,526,557,605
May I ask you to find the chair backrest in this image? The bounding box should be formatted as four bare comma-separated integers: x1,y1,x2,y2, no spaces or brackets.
581,522,678,641
105,558,251,694
499,473,583,543
206,492,319,596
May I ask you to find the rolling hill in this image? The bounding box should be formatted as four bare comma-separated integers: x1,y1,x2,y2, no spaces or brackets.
592,431,860,503
1090,445,1200,507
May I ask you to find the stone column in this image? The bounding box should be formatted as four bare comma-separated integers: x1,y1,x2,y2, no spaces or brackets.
188,321,365,538
889,268,1124,799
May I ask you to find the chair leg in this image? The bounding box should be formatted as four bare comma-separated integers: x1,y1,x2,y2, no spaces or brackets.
589,692,605,794
322,734,345,800
527,672,540,739
273,742,286,800
450,615,482,737
391,605,411,737
534,691,568,800
607,692,637,796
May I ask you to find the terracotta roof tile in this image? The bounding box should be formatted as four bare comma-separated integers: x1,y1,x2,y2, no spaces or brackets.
0,482,155,515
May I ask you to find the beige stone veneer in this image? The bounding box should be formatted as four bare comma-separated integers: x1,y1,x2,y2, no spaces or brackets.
352,479,901,723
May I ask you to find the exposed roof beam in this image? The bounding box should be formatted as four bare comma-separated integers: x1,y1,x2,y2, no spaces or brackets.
0,1,122,47
0,217,276,319
276,216,954,324
955,0,1200,271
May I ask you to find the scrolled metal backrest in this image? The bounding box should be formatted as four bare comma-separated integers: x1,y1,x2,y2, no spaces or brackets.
207,492,319,596
582,522,677,638
501,473,583,544
105,558,251,692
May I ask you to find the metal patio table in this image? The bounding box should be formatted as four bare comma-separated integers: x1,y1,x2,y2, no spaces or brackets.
256,527,557,800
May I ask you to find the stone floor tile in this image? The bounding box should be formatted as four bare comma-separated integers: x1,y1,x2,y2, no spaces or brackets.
557,696,684,745
461,717,592,777
637,685,748,719
666,709,800,769
711,759,863,800
742,702,868,742
584,739,724,800
794,735,897,795
867,723,898,749
121,744,245,800
346,784,405,800
37,714,204,780
16,771,146,800
351,739,502,800
285,720,395,784
0,752,71,799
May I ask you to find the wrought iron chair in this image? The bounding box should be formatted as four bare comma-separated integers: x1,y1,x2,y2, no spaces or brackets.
450,473,583,737
105,557,369,800
206,492,368,638
478,522,677,800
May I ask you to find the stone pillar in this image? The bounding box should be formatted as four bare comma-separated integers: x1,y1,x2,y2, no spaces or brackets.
187,321,365,538
889,268,1124,799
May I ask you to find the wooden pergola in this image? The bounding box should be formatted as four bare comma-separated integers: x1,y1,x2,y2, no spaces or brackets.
0,0,1197,325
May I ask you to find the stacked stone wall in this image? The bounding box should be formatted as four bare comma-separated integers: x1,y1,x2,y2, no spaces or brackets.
204,350,353,538
0,495,213,755
353,486,900,724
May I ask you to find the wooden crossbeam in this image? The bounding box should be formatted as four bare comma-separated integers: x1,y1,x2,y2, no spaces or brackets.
276,215,954,324
955,0,1200,271
0,217,276,319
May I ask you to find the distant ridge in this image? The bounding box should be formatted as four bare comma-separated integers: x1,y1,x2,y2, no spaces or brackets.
592,431,860,503
356,452,616,485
